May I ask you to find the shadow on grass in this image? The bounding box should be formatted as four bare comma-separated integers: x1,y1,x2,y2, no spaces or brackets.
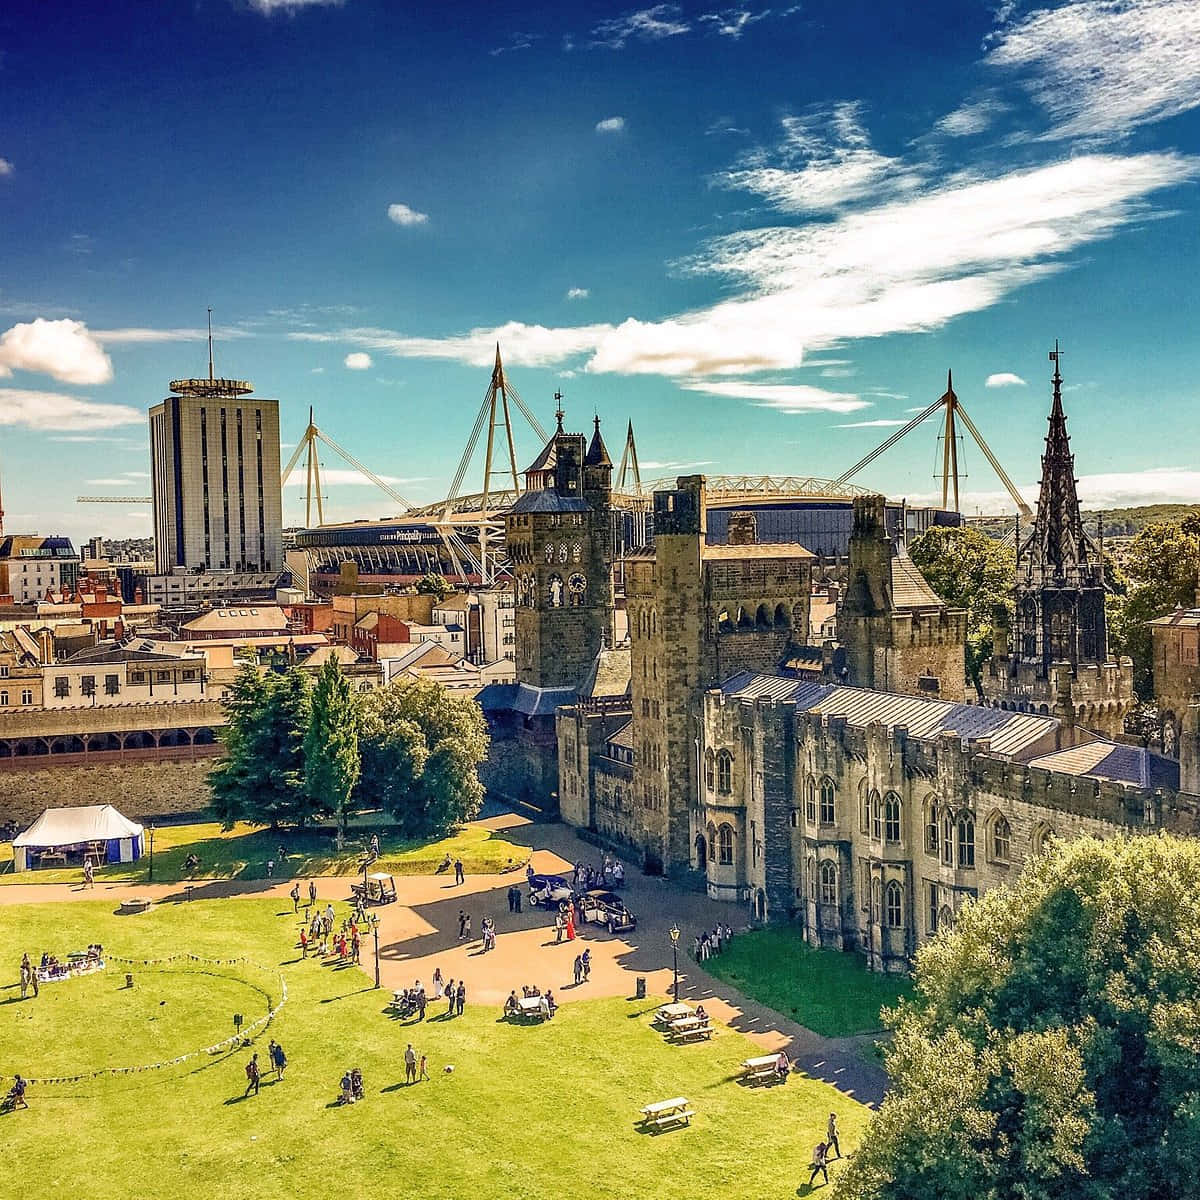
319,986,375,1004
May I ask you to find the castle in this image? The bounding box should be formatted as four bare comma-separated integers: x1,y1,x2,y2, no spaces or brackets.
486,373,1198,971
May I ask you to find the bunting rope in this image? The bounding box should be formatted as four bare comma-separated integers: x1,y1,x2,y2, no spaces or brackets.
9,954,287,1087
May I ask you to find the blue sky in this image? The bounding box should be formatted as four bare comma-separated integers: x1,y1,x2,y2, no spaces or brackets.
1,0,1198,545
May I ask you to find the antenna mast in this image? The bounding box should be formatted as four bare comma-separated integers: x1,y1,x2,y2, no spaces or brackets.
207,307,214,381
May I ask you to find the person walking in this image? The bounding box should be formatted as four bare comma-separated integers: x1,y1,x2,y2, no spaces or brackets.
455,980,466,1016
290,884,300,912
417,986,427,1021
807,1142,829,1187
83,859,94,889
826,1113,841,1159
581,948,591,982
432,967,444,999
463,914,472,941
244,1053,261,1097
555,913,564,944
404,1043,417,1085
458,910,467,939
308,880,317,906
573,955,583,986
514,887,522,914
565,909,576,941
19,962,30,999
419,1053,430,1082
445,979,456,1017
454,858,464,885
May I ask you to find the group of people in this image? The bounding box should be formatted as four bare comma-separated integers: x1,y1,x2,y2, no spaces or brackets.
242,1040,288,1097
553,907,577,943
337,1066,365,1105
571,854,624,891
479,916,497,952
572,949,592,985
504,885,524,913
807,1114,843,1186
437,854,466,885
693,923,735,962
503,985,558,1020
300,903,362,963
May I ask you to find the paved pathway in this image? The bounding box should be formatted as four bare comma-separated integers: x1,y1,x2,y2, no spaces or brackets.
1,810,888,1107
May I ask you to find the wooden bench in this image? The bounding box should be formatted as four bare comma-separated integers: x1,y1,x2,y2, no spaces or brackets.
741,1054,788,1083
669,1017,714,1043
639,1097,695,1129
515,996,549,1021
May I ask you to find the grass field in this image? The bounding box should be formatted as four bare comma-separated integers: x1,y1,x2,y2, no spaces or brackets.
0,820,530,886
1,900,870,1198
701,926,911,1038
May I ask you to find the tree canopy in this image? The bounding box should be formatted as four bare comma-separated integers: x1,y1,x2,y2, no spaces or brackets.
303,657,361,843
356,677,488,837
908,525,1015,692
837,834,1200,1200
416,572,451,600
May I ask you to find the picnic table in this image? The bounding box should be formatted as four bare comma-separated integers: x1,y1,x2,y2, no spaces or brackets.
668,1015,713,1043
38,850,67,867
516,995,549,1021
656,1002,694,1026
741,1053,788,1083
639,1097,695,1129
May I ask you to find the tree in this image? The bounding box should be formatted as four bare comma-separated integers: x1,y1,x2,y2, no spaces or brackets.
416,572,451,600
356,678,489,837
209,664,313,828
304,657,360,845
909,526,1016,693
837,835,1200,1200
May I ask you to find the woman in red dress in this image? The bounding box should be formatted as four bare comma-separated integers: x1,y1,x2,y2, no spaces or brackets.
566,909,576,941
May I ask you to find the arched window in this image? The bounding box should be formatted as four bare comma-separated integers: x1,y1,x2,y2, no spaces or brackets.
1031,822,1053,856
941,809,955,866
756,603,771,628
819,859,838,905
704,749,715,792
737,606,752,629
870,789,881,840
860,781,871,833
807,854,818,900
716,750,733,795
871,877,881,921
956,813,975,869
717,607,733,633
774,603,789,628
819,777,836,825
885,881,903,928
924,798,939,856
717,824,734,865
884,791,902,843
805,777,818,823
990,814,1011,863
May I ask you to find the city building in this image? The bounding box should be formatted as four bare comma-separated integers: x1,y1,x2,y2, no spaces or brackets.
148,371,284,594
1149,596,1200,756
982,353,1134,735
0,629,45,710
43,642,209,708
0,535,81,603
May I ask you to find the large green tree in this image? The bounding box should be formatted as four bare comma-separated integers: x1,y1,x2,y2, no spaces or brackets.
356,677,488,837
837,835,1200,1200
909,525,1016,693
209,664,313,828
303,657,361,845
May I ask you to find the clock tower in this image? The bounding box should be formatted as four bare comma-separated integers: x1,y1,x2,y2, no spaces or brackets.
506,409,614,690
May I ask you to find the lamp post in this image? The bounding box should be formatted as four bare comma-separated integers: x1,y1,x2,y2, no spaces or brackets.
147,824,155,883
368,913,381,989
669,923,680,1000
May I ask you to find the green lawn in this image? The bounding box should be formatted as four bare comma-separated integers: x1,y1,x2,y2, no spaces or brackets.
701,925,911,1038
0,819,530,885
1,900,870,1198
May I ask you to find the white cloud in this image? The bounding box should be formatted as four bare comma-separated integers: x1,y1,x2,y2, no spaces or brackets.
698,9,771,38
0,389,142,431
640,459,716,471
283,468,422,488
0,158,14,177
987,0,1200,140
566,287,590,300
835,419,909,428
344,352,372,370
248,0,344,13
387,203,429,227
596,116,626,133
821,366,857,378
934,97,1007,138
985,372,1027,387
92,326,249,344
490,32,538,55
86,478,142,487
681,380,868,414
591,4,690,48
0,319,113,384
310,367,325,374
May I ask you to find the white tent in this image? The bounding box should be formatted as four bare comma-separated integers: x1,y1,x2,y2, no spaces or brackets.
12,805,144,872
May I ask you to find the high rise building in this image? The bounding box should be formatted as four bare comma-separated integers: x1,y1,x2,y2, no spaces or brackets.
149,376,283,578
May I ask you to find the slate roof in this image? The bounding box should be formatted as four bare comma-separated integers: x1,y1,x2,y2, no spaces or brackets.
890,548,945,610
1028,742,1153,787
607,719,634,750
579,646,631,699
1148,607,1200,628
508,491,590,515
702,542,815,561
476,681,576,717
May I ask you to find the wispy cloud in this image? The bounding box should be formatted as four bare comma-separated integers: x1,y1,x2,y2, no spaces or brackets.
566,287,590,300
681,380,868,414
387,202,428,227
0,388,142,431
985,372,1027,387
344,352,372,370
987,0,1200,140
595,116,626,133
698,8,771,38
247,0,345,14
490,32,538,56
591,4,690,48
835,418,909,428
283,468,425,488
93,326,249,344
640,459,716,471
0,158,13,177
934,96,1008,138
0,319,113,385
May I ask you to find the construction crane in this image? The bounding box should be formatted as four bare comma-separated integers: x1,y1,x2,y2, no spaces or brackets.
834,370,1033,519
77,495,153,504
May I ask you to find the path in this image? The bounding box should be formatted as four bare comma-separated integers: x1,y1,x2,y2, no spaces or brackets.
1,809,888,1107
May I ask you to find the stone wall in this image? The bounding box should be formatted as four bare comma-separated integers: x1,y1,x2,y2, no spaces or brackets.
0,750,218,827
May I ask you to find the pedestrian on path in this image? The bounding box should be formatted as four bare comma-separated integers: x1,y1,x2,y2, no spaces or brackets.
458,910,467,939
827,1113,841,1159
417,987,427,1020
405,1043,417,1085
308,880,317,906
433,967,444,999
581,948,591,981
573,955,583,986
290,884,300,912
454,858,465,885
83,860,94,889
455,980,466,1016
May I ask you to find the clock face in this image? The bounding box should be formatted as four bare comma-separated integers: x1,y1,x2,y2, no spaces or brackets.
568,572,587,594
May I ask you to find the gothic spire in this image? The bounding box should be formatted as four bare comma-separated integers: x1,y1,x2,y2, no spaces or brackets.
585,414,612,467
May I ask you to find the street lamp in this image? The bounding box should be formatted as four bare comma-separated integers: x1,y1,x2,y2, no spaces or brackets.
669,924,680,1000
367,913,381,989
147,824,155,883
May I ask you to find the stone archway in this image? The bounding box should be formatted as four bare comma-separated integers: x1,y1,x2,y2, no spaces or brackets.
694,833,707,872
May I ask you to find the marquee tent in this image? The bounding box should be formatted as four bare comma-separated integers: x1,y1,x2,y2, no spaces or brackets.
12,804,144,872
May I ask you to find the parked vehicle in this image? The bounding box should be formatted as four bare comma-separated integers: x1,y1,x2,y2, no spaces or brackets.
528,874,573,907
580,888,637,933
351,872,397,905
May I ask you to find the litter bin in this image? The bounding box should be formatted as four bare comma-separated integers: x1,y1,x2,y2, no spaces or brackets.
635,976,646,1000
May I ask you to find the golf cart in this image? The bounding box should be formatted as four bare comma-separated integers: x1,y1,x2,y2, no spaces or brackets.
352,872,397,906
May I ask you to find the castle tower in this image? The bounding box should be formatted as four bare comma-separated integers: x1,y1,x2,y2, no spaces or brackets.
838,494,967,699
984,346,1133,734
506,406,614,690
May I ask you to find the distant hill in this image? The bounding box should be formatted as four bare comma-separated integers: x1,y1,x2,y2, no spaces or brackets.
1087,504,1200,536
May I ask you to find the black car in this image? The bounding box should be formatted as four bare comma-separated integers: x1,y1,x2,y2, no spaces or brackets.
580,888,637,933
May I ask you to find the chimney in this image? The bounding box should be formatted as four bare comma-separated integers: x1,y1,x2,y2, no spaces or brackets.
1052,663,1076,749
727,511,758,546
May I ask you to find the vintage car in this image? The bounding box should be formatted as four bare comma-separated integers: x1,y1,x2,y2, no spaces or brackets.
351,872,398,905
527,874,574,907
580,888,637,933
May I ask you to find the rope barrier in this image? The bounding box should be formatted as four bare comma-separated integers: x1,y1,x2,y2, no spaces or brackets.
10,955,287,1086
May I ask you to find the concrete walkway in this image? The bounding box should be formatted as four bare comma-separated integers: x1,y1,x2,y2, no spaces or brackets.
2,810,889,1108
